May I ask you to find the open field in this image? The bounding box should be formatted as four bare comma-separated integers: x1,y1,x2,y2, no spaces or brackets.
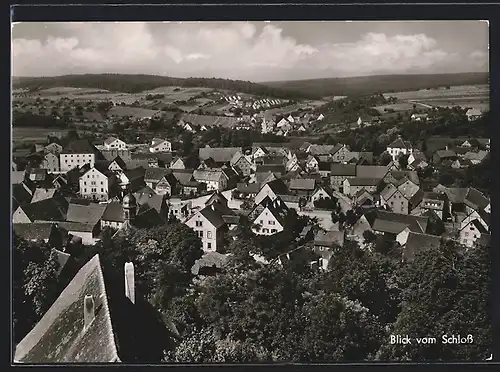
373,102,429,114
107,106,160,119
12,127,63,144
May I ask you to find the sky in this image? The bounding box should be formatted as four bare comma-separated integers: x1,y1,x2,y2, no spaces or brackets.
11,21,489,82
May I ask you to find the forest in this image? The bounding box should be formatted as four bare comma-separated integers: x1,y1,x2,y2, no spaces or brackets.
12,74,318,100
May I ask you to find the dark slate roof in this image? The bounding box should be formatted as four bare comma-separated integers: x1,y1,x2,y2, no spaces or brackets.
388,138,409,149
62,139,100,155
464,188,489,211
198,147,242,163
403,232,441,261
199,205,226,229
110,156,127,170
289,178,316,191
134,192,166,214
144,167,169,182
58,221,96,233
347,177,380,186
356,165,390,179
123,166,145,181
256,164,286,174
372,210,428,234
18,197,68,222
12,184,33,209
172,170,194,185
265,178,289,194
66,203,106,225
101,202,125,222
14,254,119,363
13,223,55,241
330,163,357,176
236,183,260,194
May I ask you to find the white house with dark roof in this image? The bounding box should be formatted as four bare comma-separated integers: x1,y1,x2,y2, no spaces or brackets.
250,196,288,236
387,137,413,162
184,202,229,252
466,108,483,121
459,219,489,248
192,169,228,191
79,165,116,202
149,138,171,153
59,139,102,172
104,137,127,150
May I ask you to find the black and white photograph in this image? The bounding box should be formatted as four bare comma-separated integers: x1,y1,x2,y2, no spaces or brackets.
11,20,491,363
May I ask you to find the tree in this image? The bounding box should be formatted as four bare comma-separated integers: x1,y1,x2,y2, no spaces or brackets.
13,235,60,342
378,152,393,166
377,240,491,361
363,230,377,244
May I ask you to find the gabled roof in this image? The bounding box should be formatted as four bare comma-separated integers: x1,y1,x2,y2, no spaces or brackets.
193,169,225,182
255,196,289,226
101,149,132,162
101,201,125,222
380,183,398,201
388,138,410,149
236,182,260,194
151,138,169,147
403,232,441,261
17,197,68,223
109,156,127,170
435,150,457,158
356,165,390,179
464,188,489,211
347,177,380,186
330,163,356,176
123,166,145,181
66,203,106,225
198,147,242,163
435,185,468,204
104,136,121,145
462,219,488,234
134,192,166,214
308,144,344,156
256,164,286,174
172,169,194,186
198,205,226,229
12,171,27,185
14,254,119,363
263,178,289,194
144,167,169,183
31,188,58,203
289,178,316,191
62,139,100,155
372,210,428,234
13,184,33,210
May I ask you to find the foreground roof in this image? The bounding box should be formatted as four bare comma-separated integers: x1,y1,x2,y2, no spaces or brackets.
14,254,119,363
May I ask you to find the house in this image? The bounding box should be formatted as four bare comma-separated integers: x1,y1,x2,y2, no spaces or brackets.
117,167,145,193
356,164,391,180
44,142,63,155
310,186,334,205
373,211,428,245
13,194,68,224
410,113,429,121
79,164,117,202
380,184,410,214
192,169,228,191
330,144,351,163
330,163,357,192
105,156,127,175
199,147,242,166
144,168,170,189
459,219,489,248
343,177,380,197
254,178,289,205
198,157,218,170
433,149,457,165
305,155,319,172
466,108,483,121
317,113,325,121
28,168,48,183
31,188,60,203
261,118,275,134
149,138,171,153
354,189,375,207
251,146,269,161
13,256,175,363
464,150,489,165
313,230,345,270
250,196,288,236
104,137,127,150
403,232,441,262
289,178,316,197
154,173,178,196
40,152,60,173
386,137,413,162
170,157,186,170
59,202,107,245
184,200,231,252
59,139,102,172
101,193,166,231
230,152,254,177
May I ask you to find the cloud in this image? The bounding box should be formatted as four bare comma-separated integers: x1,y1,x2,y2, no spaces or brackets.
11,22,488,80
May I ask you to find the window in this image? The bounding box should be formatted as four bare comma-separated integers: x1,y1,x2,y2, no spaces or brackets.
271,229,277,233
84,188,87,193
198,231,203,238
207,231,212,239
101,188,104,192
196,221,203,227
259,220,263,225
84,181,87,185
263,228,269,233
465,232,469,237
207,242,212,250
269,220,275,225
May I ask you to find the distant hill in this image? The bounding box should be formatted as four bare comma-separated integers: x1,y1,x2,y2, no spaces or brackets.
12,74,319,100
261,72,489,98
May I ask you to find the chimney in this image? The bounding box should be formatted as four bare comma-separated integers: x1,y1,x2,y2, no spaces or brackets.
124,262,135,304
83,295,95,330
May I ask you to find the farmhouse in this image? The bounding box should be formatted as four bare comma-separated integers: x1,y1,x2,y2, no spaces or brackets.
386,137,413,162
59,139,103,172
104,137,127,150
250,196,288,236
79,164,116,202
192,169,228,191
149,138,171,153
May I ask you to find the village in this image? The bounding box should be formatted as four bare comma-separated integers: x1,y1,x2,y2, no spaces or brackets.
11,19,492,365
